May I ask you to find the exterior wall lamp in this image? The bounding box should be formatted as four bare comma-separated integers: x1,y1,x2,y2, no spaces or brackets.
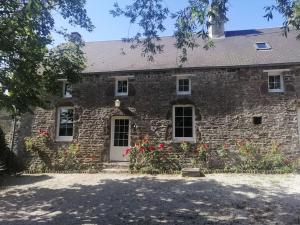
115,99,121,108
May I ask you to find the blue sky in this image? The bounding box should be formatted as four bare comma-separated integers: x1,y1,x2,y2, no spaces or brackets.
52,0,284,46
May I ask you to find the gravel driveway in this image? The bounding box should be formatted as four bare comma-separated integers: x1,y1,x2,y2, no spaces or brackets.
0,173,300,225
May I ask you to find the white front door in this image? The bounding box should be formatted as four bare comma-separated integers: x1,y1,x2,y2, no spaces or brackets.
110,117,131,161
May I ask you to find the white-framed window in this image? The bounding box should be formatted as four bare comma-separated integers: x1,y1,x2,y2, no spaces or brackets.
115,77,128,96
268,74,284,93
173,105,196,142
63,82,72,98
56,107,74,142
176,77,191,95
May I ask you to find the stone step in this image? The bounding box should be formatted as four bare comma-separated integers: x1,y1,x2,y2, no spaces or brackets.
102,162,130,170
101,168,130,174
182,168,205,177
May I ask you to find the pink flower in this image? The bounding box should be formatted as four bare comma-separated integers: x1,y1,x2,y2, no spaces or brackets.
158,143,165,150
123,148,131,157
203,144,209,150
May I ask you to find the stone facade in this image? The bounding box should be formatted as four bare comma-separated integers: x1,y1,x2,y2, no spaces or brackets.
17,65,300,166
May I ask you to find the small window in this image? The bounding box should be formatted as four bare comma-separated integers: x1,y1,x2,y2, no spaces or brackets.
253,117,262,125
268,74,284,93
255,42,271,50
115,78,128,96
173,105,195,142
57,107,74,141
177,77,191,95
63,82,72,98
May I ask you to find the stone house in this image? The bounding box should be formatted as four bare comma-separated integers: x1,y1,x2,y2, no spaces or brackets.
15,24,300,166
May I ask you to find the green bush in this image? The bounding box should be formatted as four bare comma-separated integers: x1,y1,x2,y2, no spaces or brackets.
0,127,24,174
25,130,86,172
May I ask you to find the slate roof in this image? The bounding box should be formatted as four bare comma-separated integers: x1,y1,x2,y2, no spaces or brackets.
83,27,300,73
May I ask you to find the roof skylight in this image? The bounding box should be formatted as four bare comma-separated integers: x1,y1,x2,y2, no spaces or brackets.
255,42,272,50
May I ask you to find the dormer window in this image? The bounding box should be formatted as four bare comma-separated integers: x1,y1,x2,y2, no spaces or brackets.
255,42,271,50
63,82,72,98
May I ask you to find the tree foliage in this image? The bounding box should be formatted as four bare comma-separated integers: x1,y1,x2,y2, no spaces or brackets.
0,0,94,114
111,0,300,62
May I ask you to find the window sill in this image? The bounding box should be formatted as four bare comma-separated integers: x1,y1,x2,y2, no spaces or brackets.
56,137,73,142
173,138,196,143
176,92,191,96
115,93,128,97
268,89,284,93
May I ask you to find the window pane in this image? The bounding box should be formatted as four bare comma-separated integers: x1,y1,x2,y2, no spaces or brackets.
269,75,282,90
174,106,194,139
184,128,193,137
184,107,193,116
175,128,184,137
274,75,281,82
114,140,118,146
274,82,281,89
59,108,74,137
184,117,193,127
175,117,184,127
64,83,72,97
178,79,190,92
175,107,183,116
117,80,128,93
66,127,73,136
122,81,128,93
119,140,124,146
118,81,123,93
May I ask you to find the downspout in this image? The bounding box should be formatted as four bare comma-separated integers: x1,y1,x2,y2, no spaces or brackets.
10,105,17,152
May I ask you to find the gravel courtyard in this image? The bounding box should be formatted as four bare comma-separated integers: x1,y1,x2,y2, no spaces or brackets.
0,173,300,225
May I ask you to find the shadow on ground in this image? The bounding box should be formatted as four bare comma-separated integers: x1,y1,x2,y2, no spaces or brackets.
0,175,300,225
0,175,52,188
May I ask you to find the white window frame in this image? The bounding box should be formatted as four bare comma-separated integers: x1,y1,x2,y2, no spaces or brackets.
264,69,289,93
172,105,196,143
176,76,191,95
62,81,72,98
268,74,284,93
115,77,129,96
56,106,74,142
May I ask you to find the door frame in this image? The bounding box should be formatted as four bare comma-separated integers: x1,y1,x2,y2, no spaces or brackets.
110,116,131,161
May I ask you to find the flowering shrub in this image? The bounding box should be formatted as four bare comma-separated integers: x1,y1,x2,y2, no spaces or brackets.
124,137,180,173
232,139,294,172
54,143,82,171
24,129,51,153
191,143,210,167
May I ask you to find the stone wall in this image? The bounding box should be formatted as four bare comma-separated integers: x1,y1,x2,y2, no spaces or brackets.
0,110,12,145
20,66,300,167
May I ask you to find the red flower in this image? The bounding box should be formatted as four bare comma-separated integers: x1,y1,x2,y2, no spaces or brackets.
139,146,145,153
123,148,131,157
203,144,209,150
149,145,156,151
158,143,164,150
